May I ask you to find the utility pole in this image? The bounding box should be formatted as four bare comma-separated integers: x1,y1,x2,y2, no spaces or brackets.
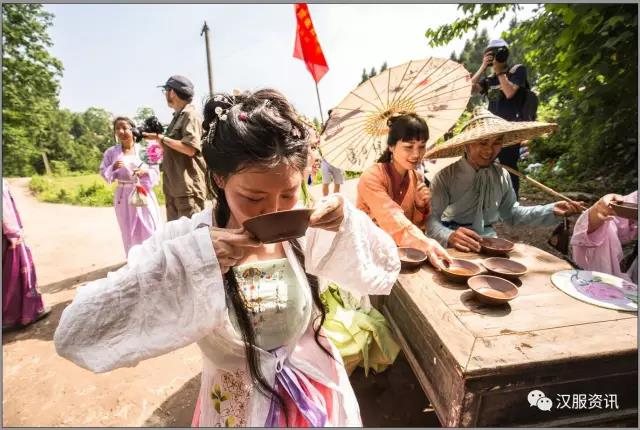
201,21,214,96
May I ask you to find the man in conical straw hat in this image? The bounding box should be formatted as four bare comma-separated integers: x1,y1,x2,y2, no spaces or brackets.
424,107,584,252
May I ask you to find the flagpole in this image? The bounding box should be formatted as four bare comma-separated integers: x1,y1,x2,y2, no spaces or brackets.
201,21,214,96
315,81,324,124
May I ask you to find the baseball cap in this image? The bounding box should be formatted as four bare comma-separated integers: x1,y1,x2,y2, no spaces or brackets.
158,75,194,97
486,39,509,50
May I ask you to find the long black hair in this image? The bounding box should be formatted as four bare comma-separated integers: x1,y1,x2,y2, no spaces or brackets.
377,113,429,163
201,88,334,423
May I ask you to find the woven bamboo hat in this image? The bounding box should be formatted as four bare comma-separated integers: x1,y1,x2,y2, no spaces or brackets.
425,107,558,159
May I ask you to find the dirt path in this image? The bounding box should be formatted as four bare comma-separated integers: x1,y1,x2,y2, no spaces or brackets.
2,178,203,426
3,177,436,427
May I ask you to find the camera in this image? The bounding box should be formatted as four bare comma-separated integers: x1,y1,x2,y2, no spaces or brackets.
132,116,164,142
487,46,509,66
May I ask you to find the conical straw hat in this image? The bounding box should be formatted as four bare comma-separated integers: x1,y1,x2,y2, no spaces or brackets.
425,107,558,159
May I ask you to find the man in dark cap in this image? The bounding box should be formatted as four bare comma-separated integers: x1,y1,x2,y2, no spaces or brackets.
143,75,208,221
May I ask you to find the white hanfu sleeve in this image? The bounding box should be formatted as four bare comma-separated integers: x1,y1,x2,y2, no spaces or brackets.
303,196,401,297
54,213,227,373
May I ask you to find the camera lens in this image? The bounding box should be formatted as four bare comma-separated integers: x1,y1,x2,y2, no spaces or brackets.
131,127,144,143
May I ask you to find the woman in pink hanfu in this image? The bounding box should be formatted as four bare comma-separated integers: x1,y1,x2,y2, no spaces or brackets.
570,191,638,284
100,117,161,256
2,179,48,329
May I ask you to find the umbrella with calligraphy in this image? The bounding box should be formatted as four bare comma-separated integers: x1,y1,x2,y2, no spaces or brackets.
319,57,472,172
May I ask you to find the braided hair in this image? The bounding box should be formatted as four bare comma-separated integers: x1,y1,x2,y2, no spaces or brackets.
201,89,334,424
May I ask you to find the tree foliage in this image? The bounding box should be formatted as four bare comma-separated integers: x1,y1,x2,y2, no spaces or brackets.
427,4,638,194
2,5,117,176
449,21,527,111
134,106,156,124
359,61,389,84
2,4,63,176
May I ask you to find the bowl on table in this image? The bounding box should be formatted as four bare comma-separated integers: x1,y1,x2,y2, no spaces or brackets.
482,257,528,280
479,237,514,256
441,258,483,283
398,247,428,270
609,201,638,221
467,275,519,305
242,208,315,244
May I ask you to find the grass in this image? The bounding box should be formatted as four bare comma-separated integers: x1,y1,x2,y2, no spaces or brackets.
30,168,359,207
29,174,165,207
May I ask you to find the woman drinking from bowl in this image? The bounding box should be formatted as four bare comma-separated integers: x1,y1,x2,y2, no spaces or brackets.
356,113,452,269
99,116,161,256
55,89,400,427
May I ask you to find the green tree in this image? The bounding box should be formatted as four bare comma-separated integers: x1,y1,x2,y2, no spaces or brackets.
2,4,63,176
134,106,156,124
358,61,388,85
450,28,491,108
360,68,368,84
452,28,490,78
79,107,113,154
426,4,638,194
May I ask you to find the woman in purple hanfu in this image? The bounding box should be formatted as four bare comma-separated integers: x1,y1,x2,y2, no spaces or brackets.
100,117,161,256
2,179,48,329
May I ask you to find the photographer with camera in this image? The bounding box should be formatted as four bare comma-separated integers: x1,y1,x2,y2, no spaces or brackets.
143,75,207,221
471,39,531,198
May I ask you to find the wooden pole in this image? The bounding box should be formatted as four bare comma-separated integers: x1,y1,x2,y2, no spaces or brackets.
315,81,324,124
501,164,587,211
41,151,52,175
201,21,214,96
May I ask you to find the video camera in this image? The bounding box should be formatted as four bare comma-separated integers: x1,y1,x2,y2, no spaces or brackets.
132,116,164,142
487,46,509,66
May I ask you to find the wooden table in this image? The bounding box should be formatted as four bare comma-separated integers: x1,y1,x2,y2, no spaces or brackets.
378,243,638,427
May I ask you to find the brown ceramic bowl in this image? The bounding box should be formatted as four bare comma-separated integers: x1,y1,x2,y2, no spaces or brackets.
480,237,514,256
610,201,638,220
441,258,483,283
242,208,314,244
467,275,519,305
398,247,428,270
482,257,528,280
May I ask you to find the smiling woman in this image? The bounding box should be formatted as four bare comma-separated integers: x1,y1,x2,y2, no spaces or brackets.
356,113,452,270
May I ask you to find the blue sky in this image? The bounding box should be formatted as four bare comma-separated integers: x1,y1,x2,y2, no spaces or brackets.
44,4,533,124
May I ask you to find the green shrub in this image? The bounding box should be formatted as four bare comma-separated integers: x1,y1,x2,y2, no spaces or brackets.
49,160,71,176
29,173,165,207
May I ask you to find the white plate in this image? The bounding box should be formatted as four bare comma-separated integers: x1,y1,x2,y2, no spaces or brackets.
551,270,637,312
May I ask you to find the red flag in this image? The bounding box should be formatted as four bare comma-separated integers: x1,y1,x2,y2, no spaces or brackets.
293,3,329,83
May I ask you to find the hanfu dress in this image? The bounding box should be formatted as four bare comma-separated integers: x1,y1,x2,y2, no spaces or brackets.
357,163,430,251
301,181,401,376
100,144,161,256
2,179,47,329
571,191,638,283
54,199,400,426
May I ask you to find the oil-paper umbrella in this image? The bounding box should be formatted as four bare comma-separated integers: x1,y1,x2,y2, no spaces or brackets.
320,57,472,172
